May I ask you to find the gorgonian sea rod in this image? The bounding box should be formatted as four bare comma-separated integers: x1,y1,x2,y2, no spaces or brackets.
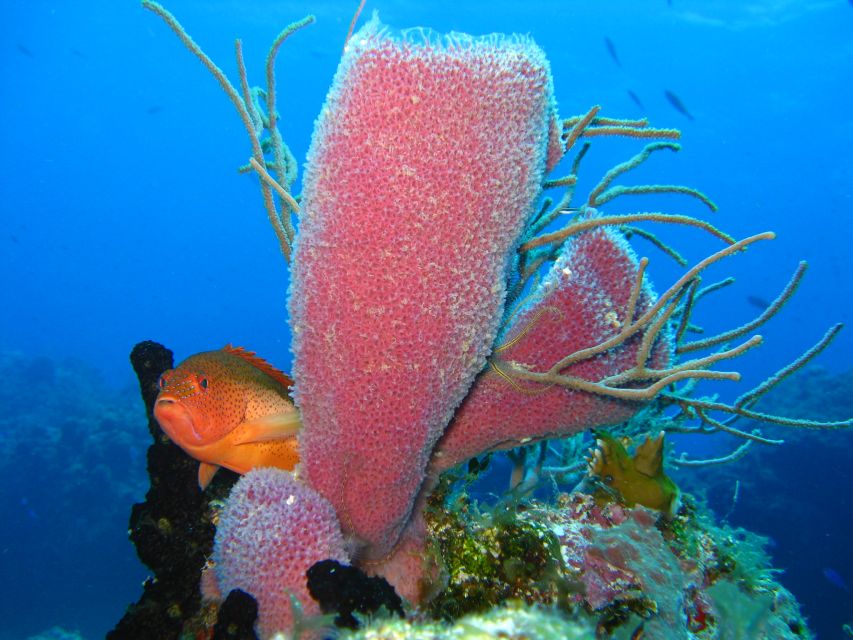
290,19,562,559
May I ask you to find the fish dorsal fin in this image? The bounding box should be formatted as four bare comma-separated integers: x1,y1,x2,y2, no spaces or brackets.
633,431,665,478
222,344,293,389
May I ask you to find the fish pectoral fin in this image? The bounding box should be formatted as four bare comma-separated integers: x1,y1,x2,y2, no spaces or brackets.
198,462,220,489
231,412,302,445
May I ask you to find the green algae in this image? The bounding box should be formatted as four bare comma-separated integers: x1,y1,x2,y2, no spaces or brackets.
588,431,680,515
424,485,572,620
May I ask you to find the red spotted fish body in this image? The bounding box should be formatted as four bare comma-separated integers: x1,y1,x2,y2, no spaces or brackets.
154,345,301,489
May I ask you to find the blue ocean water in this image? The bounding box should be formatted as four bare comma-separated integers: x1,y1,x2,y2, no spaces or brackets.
1,1,851,638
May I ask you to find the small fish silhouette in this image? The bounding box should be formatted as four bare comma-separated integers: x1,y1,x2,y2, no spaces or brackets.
746,295,770,310
17,43,35,58
20,497,38,520
604,37,622,68
146,105,164,115
664,90,695,120
824,568,850,591
628,90,645,109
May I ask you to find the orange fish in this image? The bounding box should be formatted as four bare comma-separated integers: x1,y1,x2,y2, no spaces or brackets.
154,345,301,489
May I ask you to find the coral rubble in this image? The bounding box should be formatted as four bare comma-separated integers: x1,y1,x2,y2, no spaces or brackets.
426,490,812,639
337,600,594,640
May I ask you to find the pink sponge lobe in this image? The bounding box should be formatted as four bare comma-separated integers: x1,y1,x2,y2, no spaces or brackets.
434,224,673,471
290,18,560,559
213,468,349,639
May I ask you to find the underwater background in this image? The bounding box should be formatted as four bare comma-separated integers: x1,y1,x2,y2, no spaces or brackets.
1,0,851,638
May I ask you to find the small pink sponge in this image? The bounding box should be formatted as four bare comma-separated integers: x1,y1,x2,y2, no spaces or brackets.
434,224,672,471
291,18,560,559
213,468,349,639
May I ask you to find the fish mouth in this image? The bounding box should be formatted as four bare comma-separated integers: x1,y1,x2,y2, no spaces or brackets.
154,396,205,444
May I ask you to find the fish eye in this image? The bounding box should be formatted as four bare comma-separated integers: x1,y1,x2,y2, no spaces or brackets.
199,377,209,390
158,376,166,390
604,475,614,484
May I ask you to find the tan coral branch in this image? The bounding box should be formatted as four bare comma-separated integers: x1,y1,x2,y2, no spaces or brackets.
520,213,735,253
678,261,808,354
